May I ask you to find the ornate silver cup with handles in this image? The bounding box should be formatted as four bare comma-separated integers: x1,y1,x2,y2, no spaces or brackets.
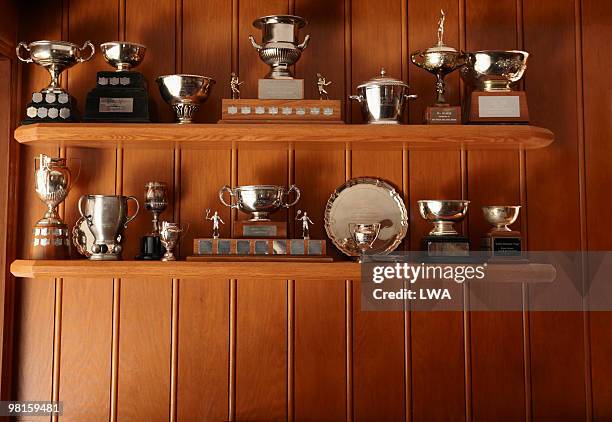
100,41,146,71
482,206,521,232
16,40,95,94
249,15,310,79
418,200,470,236
156,74,215,123
219,184,301,221
349,222,381,263
76,195,139,260
460,50,529,92
159,221,188,261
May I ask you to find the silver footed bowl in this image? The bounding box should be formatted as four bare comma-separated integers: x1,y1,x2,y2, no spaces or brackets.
219,184,300,221
156,74,215,123
418,199,470,236
16,40,95,93
460,50,529,92
100,41,146,71
482,205,520,231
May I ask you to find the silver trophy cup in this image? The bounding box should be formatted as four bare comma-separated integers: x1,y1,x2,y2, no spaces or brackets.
156,74,215,123
77,195,139,260
219,184,301,221
100,41,146,71
159,221,187,261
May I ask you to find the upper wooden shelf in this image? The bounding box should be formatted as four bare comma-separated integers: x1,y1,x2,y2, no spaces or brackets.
14,123,554,151
11,260,556,283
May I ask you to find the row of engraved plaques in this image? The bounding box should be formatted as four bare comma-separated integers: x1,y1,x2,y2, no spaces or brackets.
98,76,131,86
227,105,334,116
26,106,71,119
197,239,325,255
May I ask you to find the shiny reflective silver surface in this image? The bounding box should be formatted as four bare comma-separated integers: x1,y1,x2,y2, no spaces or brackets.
249,15,310,79
325,178,408,257
159,221,186,261
34,154,75,227
156,74,215,123
16,40,94,93
460,50,529,92
418,200,470,236
349,69,417,124
349,223,381,262
482,205,520,232
219,184,301,221
144,182,168,235
77,195,139,260
100,41,146,71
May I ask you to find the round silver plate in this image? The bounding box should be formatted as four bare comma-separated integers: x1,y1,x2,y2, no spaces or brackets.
324,177,408,257
72,216,93,257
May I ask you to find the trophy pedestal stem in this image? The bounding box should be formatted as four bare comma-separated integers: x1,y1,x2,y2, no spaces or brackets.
424,104,462,124
467,90,529,123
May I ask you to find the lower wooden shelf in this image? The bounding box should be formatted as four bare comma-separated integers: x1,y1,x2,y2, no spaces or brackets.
11,260,556,283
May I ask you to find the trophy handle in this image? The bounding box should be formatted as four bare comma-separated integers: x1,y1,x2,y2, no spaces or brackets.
297,35,311,51
78,40,95,63
282,185,301,208
404,94,418,101
248,35,263,51
77,195,93,225
16,42,32,63
124,196,140,227
349,95,364,103
219,185,238,208
410,51,424,66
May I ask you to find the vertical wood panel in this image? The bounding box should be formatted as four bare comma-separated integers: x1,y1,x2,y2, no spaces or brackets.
59,278,112,422
524,0,586,420
177,278,229,421
117,277,171,421
236,278,287,421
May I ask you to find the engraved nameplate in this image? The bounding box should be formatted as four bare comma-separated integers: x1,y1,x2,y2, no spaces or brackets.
243,225,278,237
99,98,134,113
258,79,304,100
478,96,520,118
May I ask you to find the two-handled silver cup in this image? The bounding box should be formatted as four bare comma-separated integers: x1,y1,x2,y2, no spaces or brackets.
159,221,188,261
349,222,381,262
219,184,301,221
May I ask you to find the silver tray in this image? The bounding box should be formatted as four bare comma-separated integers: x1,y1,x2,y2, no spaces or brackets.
324,177,408,257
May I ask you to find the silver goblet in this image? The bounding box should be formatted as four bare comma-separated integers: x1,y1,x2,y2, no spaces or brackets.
100,41,146,71
156,74,215,123
159,221,187,261
349,223,381,263
144,181,168,235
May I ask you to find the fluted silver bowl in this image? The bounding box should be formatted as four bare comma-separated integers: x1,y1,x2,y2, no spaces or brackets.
156,74,215,123
460,50,529,91
418,200,470,236
100,41,146,71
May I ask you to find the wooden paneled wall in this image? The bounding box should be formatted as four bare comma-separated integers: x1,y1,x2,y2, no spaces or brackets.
9,0,612,421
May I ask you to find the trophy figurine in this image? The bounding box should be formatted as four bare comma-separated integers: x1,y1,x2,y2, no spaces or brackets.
349,223,381,263
205,209,225,239
31,154,79,259
159,221,187,261
17,40,95,124
410,10,468,124
136,182,168,260
230,72,243,99
84,41,150,122
481,206,522,257
418,200,470,258
316,73,331,100
296,210,314,239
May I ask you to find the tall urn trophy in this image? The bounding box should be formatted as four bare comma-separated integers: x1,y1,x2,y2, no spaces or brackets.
16,40,95,123
410,10,468,124
136,182,168,260
32,155,79,259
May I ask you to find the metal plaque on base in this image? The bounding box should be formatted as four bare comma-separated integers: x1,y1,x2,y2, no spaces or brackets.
22,92,77,124
220,99,342,123
193,238,327,257
84,71,150,122
233,220,287,238
425,105,461,124
423,235,470,257
258,79,304,99
468,91,529,123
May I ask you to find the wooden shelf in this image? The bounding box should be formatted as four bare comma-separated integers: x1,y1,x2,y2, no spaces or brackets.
14,123,554,151
11,260,556,283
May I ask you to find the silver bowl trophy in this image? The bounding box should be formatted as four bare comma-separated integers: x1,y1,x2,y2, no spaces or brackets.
481,205,522,257
349,223,381,263
31,154,80,259
410,10,468,124
84,41,150,122
73,195,139,260
418,199,470,258
461,50,529,123
249,15,310,99
17,40,95,124
159,221,187,261
157,74,215,123
349,69,417,124
136,182,168,260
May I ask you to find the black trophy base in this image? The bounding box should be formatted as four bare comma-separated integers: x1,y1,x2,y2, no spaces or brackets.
135,235,165,260
422,235,472,262
21,91,78,125
482,233,523,259
84,71,150,123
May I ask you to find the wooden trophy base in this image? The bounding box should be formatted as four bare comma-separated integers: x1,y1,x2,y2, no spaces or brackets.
191,238,329,260
233,220,287,239
468,91,529,123
219,99,343,124
424,105,462,124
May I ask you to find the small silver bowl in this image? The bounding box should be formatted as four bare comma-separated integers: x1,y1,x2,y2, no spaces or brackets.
418,200,470,236
156,74,215,124
100,41,146,71
482,205,520,232
460,50,529,92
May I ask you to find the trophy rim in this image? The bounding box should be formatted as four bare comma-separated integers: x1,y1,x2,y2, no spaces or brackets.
235,184,286,191
472,49,529,58
27,39,82,49
156,74,216,84
252,14,307,29
100,41,147,49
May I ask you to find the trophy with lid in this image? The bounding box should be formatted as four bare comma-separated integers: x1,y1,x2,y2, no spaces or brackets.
411,10,468,124
16,40,95,123
84,41,150,122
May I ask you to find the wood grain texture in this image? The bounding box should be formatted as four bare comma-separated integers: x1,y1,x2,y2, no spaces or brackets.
236,278,287,421
117,277,171,421
177,278,229,421
58,278,112,422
